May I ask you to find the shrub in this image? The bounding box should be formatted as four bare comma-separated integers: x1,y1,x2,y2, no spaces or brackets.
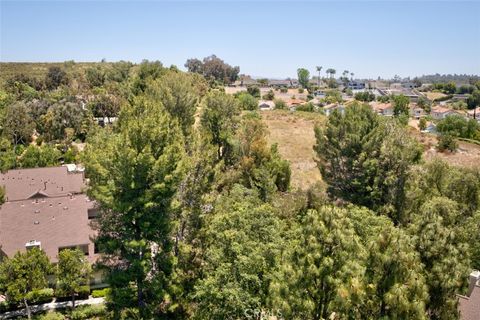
91,288,111,298
25,288,54,304
377,95,390,103
236,92,258,111
298,88,304,94
56,285,89,301
437,134,458,152
419,117,427,131
247,85,260,98
354,91,375,102
274,99,287,110
0,301,9,313
70,304,107,320
296,102,315,112
38,312,66,320
262,90,275,100
280,87,288,93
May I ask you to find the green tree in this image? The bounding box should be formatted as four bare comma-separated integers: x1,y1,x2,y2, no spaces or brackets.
419,117,427,131
297,68,310,89
56,249,92,308
0,248,52,319
437,115,479,139
314,103,422,224
200,91,240,163
146,71,204,137
409,197,470,319
247,85,260,98
193,185,282,319
467,90,480,110
0,138,16,172
392,94,410,117
236,92,258,111
83,96,186,318
271,206,366,319
43,101,84,141
363,226,428,319
354,91,375,102
437,134,458,152
3,102,35,147
18,144,61,168
235,114,290,200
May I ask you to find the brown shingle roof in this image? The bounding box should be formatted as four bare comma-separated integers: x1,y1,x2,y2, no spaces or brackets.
459,285,480,320
0,167,97,263
0,166,85,202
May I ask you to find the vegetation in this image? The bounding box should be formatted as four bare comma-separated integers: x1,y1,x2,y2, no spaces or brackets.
354,91,375,102
0,248,52,319
297,68,310,89
56,249,92,308
0,62,479,320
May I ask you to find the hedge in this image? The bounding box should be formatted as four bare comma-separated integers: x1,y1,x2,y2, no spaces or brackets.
91,288,111,298
25,288,54,304
69,304,107,320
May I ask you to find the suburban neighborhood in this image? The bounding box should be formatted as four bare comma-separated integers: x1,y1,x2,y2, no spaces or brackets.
1,0,479,319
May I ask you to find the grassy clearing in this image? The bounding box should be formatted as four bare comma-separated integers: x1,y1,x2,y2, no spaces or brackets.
261,110,324,190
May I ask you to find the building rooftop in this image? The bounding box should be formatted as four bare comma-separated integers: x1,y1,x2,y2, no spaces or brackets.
458,270,480,320
0,166,97,263
0,166,85,202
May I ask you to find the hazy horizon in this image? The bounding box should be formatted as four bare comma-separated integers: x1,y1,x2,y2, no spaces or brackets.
1,0,479,79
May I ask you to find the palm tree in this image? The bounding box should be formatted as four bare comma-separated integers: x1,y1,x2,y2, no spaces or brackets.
316,66,322,87
331,69,336,79
350,72,354,81
326,68,335,79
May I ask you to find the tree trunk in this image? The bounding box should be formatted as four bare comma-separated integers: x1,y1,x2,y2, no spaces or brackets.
24,298,31,320
72,293,76,308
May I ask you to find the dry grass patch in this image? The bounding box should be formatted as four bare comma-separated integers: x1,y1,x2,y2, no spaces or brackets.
262,110,324,190
425,91,447,100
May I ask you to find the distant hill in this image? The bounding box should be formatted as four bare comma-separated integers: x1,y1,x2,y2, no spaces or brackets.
416,73,479,84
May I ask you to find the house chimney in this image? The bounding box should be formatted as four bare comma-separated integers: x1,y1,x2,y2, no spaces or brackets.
467,270,480,297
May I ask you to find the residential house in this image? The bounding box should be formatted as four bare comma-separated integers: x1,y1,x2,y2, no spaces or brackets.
430,105,461,120
458,270,480,320
347,81,366,90
370,102,394,116
422,122,437,134
269,79,292,88
287,98,305,111
401,82,416,89
0,166,98,263
410,105,426,119
323,103,345,116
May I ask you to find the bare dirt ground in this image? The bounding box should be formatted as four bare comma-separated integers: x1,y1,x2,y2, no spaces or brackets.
262,110,324,190
408,122,480,168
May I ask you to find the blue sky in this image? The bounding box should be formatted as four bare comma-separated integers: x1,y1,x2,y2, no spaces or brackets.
1,1,479,79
